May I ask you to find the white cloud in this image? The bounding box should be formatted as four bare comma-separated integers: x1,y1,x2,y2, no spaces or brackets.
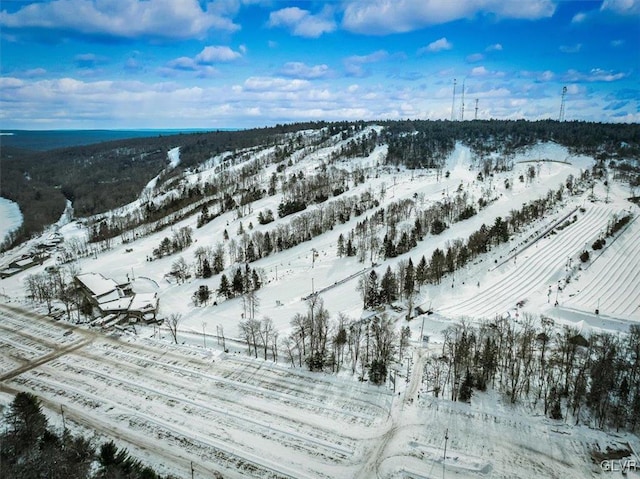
341,0,556,35
268,7,336,38
571,12,588,23
470,66,505,78
166,57,198,71
279,62,331,79
242,77,310,92
165,45,243,74
343,50,389,77
611,39,625,47
563,68,628,82
600,0,640,15
24,68,48,78
195,46,243,64
418,37,453,54
0,0,238,40
466,53,484,63
471,66,489,76
0,73,635,129
485,43,503,51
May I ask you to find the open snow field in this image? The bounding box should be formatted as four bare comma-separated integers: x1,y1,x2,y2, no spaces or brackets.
2,303,638,479
1,134,639,477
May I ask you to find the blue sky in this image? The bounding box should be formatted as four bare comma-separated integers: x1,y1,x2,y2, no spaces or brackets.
1,0,638,129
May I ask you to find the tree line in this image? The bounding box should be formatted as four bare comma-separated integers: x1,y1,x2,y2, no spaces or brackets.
424,317,640,432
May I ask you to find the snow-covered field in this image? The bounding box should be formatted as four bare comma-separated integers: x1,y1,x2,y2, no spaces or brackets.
0,196,22,243
1,130,639,478
2,303,637,479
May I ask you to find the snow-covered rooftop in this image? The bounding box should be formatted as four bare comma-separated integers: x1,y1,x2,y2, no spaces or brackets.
76,272,119,297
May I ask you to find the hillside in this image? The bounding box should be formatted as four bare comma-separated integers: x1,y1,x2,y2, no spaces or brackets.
1,120,640,478
2,120,638,250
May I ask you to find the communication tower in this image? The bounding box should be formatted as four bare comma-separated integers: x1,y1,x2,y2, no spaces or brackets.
450,79,457,121
559,86,567,122
460,78,466,121
474,98,479,120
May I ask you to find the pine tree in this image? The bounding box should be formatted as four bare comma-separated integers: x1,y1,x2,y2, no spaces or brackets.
364,270,380,309
416,255,428,285
217,274,232,299
459,371,474,402
404,258,415,298
337,233,345,257
379,266,398,304
202,258,212,278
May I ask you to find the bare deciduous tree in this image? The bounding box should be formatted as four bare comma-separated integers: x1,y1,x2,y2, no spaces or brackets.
166,313,182,344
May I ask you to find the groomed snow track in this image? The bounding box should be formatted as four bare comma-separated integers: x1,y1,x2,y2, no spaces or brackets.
438,203,624,320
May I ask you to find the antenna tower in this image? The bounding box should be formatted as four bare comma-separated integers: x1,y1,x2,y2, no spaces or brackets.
474,98,479,120
450,78,457,121
559,86,567,122
460,79,466,121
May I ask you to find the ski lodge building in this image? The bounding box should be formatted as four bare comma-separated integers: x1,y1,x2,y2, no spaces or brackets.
75,272,159,323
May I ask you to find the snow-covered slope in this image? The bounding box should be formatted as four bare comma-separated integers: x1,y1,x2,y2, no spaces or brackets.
2,128,639,478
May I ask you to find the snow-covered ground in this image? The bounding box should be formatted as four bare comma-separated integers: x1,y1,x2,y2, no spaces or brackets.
1,132,639,478
0,196,22,243
2,304,638,479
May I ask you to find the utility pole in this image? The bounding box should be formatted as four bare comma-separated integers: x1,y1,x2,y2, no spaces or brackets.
475,98,479,120
443,428,449,479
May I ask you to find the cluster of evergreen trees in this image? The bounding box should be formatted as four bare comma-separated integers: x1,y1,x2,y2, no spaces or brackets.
425,318,640,432
0,392,174,479
225,189,379,266
152,226,193,259
340,187,483,264
217,263,262,300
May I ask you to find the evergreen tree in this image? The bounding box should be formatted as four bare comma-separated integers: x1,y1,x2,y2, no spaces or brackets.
404,258,415,297
416,255,428,285
369,359,387,385
364,270,380,309
337,233,345,257
459,371,474,402
252,268,261,290
201,258,212,278
379,266,398,304
217,274,232,299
